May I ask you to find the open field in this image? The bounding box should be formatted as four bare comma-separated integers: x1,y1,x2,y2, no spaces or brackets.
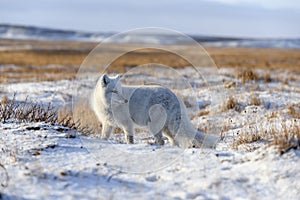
0,39,300,199
0,39,300,83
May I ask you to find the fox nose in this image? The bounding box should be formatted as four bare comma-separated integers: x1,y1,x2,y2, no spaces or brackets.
124,99,128,103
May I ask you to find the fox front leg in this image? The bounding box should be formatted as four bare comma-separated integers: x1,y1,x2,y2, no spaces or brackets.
101,123,114,140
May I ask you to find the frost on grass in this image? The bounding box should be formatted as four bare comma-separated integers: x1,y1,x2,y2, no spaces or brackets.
0,94,98,136
0,66,300,199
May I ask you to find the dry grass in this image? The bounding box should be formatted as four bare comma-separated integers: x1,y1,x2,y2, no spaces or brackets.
0,95,99,136
1,39,300,83
57,97,101,136
250,94,261,106
288,104,300,118
270,120,300,154
223,95,242,112
207,46,300,70
0,65,79,84
233,115,300,153
264,72,272,83
226,96,237,110
233,131,262,150
193,110,210,118
0,94,56,123
240,69,258,85
234,67,280,86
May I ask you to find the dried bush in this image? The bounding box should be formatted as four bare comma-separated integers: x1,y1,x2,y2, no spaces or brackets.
264,72,272,83
0,95,15,123
270,121,300,154
288,104,300,118
233,118,300,154
233,132,262,150
226,96,237,110
0,95,57,124
223,96,242,112
0,95,98,136
240,69,258,85
250,94,261,106
57,97,101,136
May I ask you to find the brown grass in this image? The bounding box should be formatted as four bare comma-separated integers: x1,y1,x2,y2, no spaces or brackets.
193,110,210,118
288,104,300,118
0,65,79,83
0,95,99,136
1,39,300,83
240,69,258,85
271,120,300,154
227,96,237,110
57,97,101,136
250,94,261,106
264,72,272,83
233,115,300,153
207,46,300,70
223,96,242,112
233,131,262,150
0,94,56,123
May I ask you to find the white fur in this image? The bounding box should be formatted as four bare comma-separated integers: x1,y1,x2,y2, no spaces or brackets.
91,74,217,148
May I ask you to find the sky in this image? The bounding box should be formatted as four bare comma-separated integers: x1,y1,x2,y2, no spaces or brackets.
0,0,299,38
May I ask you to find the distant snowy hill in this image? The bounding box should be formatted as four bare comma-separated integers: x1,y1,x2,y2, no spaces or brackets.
0,24,110,42
0,24,299,49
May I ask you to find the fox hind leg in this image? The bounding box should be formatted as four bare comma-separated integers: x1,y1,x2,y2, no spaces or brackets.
123,126,134,144
154,131,165,145
163,128,175,146
126,134,134,144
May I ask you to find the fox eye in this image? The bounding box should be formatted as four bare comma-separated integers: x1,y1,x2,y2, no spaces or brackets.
112,90,118,94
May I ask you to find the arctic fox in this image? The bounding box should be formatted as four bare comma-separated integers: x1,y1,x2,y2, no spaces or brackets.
91,74,217,148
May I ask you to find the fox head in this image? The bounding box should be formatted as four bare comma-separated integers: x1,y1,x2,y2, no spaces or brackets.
96,74,127,105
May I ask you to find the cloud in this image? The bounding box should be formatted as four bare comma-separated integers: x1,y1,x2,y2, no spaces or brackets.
206,0,300,10
0,0,299,37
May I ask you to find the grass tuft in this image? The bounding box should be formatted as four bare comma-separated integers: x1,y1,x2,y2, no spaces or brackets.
233,116,300,154
250,94,261,106
0,95,97,136
223,96,242,112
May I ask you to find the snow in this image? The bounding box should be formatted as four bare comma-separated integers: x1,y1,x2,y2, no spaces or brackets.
1,66,300,199
1,24,300,49
1,122,299,199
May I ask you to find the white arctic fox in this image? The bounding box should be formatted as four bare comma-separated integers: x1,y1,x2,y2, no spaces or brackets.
91,74,217,148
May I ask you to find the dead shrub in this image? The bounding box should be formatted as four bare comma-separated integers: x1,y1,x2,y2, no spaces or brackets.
270,121,300,154
223,96,242,112
58,97,101,136
240,69,258,85
288,104,300,118
250,94,261,106
233,117,300,154
0,95,99,136
226,96,237,110
233,132,262,150
264,72,272,83
193,110,210,118
0,95,15,123
0,95,57,123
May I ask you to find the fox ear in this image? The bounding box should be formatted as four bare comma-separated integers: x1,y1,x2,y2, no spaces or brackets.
101,74,110,86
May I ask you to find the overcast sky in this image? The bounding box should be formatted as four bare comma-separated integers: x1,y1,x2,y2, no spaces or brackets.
0,0,299,38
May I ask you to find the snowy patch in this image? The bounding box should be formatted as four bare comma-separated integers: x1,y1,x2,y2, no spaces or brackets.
1,66,300,199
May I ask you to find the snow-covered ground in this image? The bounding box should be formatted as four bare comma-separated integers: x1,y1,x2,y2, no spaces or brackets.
0,66,300,199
